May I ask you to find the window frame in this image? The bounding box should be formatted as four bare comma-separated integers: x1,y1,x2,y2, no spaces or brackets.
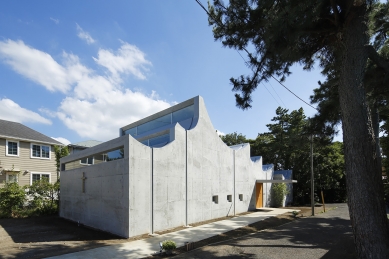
80,157,94,165
6,139,19,157
30,172,51,185
6,173,19,183
30,143,51,160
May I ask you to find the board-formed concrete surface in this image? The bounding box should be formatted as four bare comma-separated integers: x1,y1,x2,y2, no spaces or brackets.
45,208,296,259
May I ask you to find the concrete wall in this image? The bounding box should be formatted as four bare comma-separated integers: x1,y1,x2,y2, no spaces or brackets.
60,136,129,237
234,144,259,213
187,97,235,224
60,96,279,238
152,124,186,232
128,135,151,237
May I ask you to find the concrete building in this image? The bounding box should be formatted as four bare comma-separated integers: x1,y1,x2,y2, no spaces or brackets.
0,119,62,187
60,96,294,238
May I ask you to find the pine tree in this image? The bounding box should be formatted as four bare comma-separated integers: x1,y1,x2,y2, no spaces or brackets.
207,0,389,257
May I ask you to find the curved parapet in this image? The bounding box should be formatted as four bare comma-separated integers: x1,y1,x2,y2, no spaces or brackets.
151,124,187,232
61,95,279,239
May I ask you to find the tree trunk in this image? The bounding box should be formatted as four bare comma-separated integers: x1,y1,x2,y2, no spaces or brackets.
338,4,389,259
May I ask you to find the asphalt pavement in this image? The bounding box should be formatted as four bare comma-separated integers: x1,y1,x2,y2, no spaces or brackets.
174,203,357,259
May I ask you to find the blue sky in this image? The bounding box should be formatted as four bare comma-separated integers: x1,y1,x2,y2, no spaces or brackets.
0,1,337,145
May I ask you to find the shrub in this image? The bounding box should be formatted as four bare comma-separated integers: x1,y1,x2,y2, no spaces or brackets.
161,240,176,250
27,179,59,215
0,182,26,217
271,183,288,207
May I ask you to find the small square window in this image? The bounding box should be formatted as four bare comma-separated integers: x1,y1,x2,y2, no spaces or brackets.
212,195,218,204
239,194,243,201
227,195,232,202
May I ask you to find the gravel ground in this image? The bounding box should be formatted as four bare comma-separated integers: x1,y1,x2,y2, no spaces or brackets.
172,204,356,259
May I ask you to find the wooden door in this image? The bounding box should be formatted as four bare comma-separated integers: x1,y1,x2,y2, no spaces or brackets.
256,183,263,208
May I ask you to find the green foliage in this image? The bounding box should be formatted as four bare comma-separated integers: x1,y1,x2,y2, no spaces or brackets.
271,183,288,208
54,145,69,179
27,179,60,214
161,240,176,250
248,107,346,204
220,132,248,146
0,179,60,218
0,182,26,217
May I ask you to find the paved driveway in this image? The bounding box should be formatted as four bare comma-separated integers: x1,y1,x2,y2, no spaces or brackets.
174,204,357,259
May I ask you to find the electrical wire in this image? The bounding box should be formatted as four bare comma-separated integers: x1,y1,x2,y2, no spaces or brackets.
194,0,318,111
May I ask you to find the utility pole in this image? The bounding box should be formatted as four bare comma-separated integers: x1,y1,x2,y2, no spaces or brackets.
311,134,314,216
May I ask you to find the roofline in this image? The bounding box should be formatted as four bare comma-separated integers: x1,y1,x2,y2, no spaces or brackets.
0,134,63,146
120,96,197,132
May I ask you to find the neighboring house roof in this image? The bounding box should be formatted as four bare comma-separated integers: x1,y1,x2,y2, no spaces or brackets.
0,119,62,145
69,140,102,148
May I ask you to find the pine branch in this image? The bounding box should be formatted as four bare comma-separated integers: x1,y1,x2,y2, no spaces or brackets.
366,44,389,73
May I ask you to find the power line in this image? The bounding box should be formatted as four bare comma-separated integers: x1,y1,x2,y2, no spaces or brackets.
194,0,318,111
261,82,282,106
267,80,287,107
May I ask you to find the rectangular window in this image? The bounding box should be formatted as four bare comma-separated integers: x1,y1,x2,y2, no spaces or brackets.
212,195,219,204
137,114,171,135
41,146,50,158
172,105,194,124
239,194,243,201
80,157,94,165
31,173,50,184
6,140,19,156
31,144,51,159
124,127,137,137
6,173,18,183
227,195,232,202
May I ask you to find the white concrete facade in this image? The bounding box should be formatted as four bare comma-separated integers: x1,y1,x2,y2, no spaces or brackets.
59,96,283,238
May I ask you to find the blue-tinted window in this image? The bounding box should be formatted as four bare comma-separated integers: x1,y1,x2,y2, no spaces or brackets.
149,134,170,147
124,127,137,136
178,118,194,130
105,148,124,161
172,105,194,124
138,114,171,135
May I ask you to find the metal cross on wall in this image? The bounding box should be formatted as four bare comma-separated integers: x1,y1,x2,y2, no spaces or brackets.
81,172,87,193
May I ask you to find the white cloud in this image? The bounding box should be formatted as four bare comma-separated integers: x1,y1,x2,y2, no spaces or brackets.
0,40,71,93
39,107,57,118
50,17,59,24
0,98,51,125
93,42,151,81
57,90,170,141
51,137,71,145
0,38,171,141
76,23,95,44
